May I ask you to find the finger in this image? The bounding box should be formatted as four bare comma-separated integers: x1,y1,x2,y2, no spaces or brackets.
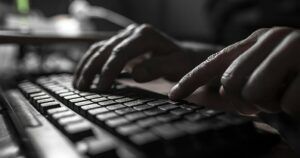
242,31,300,112
76,24,137,90
281,75,300,119
221,27,293,96
220,86,259,115
73,41,105,87
168,28,268,100
98,25,177,90
184,85,233,111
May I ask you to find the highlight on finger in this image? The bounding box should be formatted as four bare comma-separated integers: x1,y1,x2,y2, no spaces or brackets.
75,24,138,90
168,28,268,101
73,41,104,87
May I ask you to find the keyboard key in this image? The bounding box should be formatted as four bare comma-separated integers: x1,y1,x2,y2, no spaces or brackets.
63,121,94,141
33,95,50,100
147,100,168,106
137,98,155,103
50,110,75,121
180,104,203,110
158,104,178,111
74,101,94,107
54,89,69,94
47,107,68,115
201,109,223,117
39,101,60,114
137,118,161,128
143,108,165,116
78,92,94,97
107,95,124,100
117,124,143,136
115,97,133,103
96,112,118,121
151,124,185,140
130,131,160,146
80,104,101,115
84,138,117,158
105,117,130,127
133,104,152,111
69,97,87,104
59,92,75,97
173,120,212,135
85,95,102,99
64,95,80,100
124,100,144,107
115,107,136,115
29,92,46,98
106,104,126,110
98,100,117,106
129,131,165,155
36,98,55,106
156,113,180,122
170,108,192,116
88,107,109,116
91,97,108,102
74,101,93,110
58,115,83,125
125,112,147,121
184,113,207,122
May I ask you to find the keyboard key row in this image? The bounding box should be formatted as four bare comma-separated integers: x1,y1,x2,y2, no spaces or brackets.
27,75,264,158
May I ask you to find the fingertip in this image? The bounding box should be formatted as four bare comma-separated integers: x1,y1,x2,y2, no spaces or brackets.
72,79,77,89
77,78,90,91
168,84,181,100
97,76,113,91
219,86,226,97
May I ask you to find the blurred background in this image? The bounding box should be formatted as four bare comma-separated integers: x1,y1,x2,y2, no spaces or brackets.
0,0,299,81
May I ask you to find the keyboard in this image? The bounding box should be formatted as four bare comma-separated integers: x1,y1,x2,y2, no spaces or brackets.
3,74,279,158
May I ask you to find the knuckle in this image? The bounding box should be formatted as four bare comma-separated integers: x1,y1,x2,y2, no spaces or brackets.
267,26,293,35
286,31,300,42
90,41,104,50
246,28,269,40
137,24,155,35
271,26,293,32
252,28,269,35
127,24,138,30
221,71,245,95
111,46,126,59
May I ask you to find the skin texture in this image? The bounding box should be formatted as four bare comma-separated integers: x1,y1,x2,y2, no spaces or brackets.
169,27,300,119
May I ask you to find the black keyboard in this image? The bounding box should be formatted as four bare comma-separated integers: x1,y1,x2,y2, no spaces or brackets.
7,74,278,158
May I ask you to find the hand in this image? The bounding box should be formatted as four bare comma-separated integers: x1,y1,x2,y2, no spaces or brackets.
169,27,300,118
73,24,215,91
